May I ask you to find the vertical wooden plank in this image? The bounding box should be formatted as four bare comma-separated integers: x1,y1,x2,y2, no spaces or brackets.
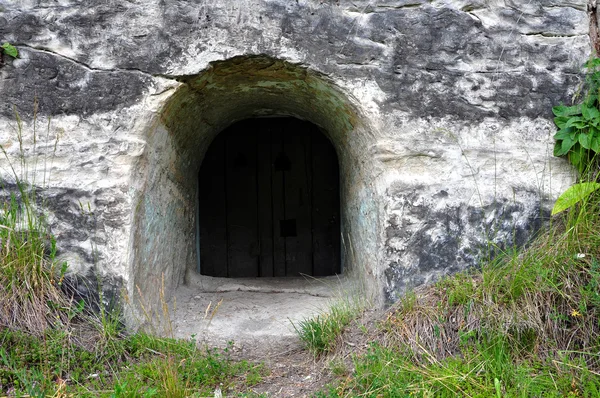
284,120,313,276
256,120,274,277
225,126,259,277
271,123,287,277
199,133,227,277
311,127,341,276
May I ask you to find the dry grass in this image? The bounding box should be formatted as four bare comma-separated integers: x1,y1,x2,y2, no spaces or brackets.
314,196,600,396
0,103,107,344
0,196,75,335
381,204,600,371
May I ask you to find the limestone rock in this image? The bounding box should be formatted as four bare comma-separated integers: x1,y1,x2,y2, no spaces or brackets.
0,0,584,321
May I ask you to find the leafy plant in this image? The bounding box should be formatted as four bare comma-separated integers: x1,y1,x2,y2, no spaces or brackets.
1,42,18,58
553,58,600,173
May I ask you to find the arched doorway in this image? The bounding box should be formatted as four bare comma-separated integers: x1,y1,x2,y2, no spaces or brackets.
198,117,341,277
129,56,381,328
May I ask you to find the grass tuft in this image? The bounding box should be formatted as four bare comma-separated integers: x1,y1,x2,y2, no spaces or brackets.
294,302,357,355
0,103,73,336
293,280,367,356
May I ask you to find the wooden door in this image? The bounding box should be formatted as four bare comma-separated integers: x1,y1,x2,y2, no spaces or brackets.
198,118,340,277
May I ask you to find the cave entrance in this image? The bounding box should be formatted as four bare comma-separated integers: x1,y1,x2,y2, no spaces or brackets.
130,56,381,331
198,117,341,278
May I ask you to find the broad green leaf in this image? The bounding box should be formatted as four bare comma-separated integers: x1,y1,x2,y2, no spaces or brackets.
590,133,600,153
553,127,574,141
583,95,598,108
582,104,592,120
582,103,600,121
556,136,576,156
554,116,569,129
582,104,591,119
591,135,600,153
568,146,583,171
553,140,563,157
552,104,581,117
565,117,587,129
579,133,592,149
1,42,18,58
552,182,600,215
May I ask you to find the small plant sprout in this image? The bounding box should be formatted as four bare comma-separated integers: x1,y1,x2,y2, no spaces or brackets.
1,42,18,58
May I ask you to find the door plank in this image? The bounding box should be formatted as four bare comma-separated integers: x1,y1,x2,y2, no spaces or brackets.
256,120,274,277
271,126,287,277
225,127,259,277
284,120,313,276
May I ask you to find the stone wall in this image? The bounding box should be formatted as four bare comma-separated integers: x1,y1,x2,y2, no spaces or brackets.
0,0,587,322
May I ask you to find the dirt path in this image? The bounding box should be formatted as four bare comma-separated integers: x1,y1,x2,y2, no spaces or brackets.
245,308,382,396
167,275,379,396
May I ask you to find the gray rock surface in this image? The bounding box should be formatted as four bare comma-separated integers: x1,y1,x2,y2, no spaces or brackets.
0,0,586,326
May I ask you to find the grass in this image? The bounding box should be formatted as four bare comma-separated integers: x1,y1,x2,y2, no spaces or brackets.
293,277,368,356
318,341,600,397
294,301,359,355
315,189,600,397
0,328,267,397
0,102,74,336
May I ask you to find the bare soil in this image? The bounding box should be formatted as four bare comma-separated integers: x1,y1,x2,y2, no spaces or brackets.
247,308,383,397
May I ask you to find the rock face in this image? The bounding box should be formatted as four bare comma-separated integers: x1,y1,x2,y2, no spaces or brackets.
0,0,586,322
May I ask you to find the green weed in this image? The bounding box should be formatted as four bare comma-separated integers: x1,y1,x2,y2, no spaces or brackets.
1,42,17,58
293,290,365,356
553,58,600,174
294,303,354,355
0,327,266,397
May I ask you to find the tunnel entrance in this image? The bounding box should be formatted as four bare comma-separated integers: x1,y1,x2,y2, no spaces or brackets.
198,117,341,278
130,56,381,332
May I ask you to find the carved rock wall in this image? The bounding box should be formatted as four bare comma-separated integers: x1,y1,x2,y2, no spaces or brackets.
0,0,586,319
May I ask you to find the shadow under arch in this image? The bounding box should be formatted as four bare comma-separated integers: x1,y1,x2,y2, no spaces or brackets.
128,55,381,326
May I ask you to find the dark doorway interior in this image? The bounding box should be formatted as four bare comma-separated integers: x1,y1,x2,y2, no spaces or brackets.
198,118,341,277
